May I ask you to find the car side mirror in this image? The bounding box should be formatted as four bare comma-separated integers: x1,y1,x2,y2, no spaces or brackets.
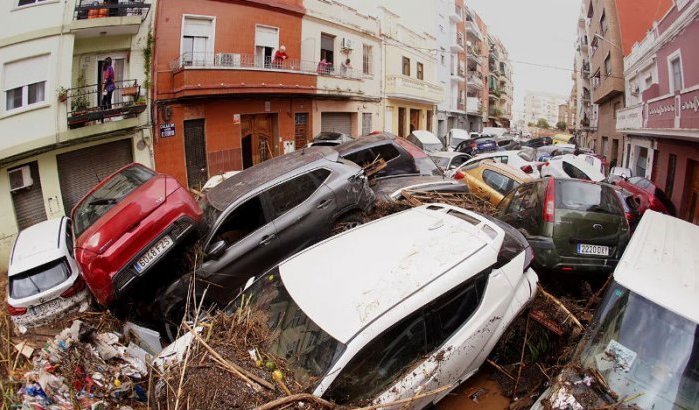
206,240,227,258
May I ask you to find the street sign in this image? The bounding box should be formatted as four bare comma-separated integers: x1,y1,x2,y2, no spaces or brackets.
160,123,176,138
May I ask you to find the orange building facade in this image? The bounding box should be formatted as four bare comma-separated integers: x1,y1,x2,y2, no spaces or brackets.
152,0,319,188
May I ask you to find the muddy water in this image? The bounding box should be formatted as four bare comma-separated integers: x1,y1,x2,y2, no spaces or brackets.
436,369,512,410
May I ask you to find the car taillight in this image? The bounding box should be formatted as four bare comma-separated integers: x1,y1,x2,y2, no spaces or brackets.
61,277,86,298
7,303,27,316
521,165,533,174
543,178,555,223
454,171,465,180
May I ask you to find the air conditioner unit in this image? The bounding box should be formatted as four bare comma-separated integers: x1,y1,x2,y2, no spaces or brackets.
8,165,33,192
215,53,241,67
341,38,353,50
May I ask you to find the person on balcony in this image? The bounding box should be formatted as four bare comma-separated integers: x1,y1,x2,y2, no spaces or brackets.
273,45,289,68
101,57,116,111
317,58,330,75
341,58,352,76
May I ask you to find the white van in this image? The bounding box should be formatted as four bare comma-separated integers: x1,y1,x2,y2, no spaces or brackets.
533,210,699,410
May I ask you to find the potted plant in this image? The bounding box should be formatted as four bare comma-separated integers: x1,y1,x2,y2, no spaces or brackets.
57,86,68,102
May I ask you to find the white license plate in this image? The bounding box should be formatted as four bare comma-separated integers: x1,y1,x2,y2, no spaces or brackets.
134,236,174,273
577,243,610,256
31,298,64,317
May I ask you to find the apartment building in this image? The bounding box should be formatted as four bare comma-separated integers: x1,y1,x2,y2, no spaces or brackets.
465,5,487,133
486,34,513,128
522,92,567,127
617,0,699,223
0,0,154,264
582,0,672,166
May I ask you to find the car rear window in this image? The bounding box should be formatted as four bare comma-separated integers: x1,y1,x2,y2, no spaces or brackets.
73,165,155,237
556,181,622,214
562,161,590,180
10,259,70,299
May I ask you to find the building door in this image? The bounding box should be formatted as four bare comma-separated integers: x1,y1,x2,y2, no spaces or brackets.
241,114,276,167
686,160,699,224
611,138,619,167
184,119,208,188
294,113,309,149
321,112,352,135
97,55,126,107
57,138,133,213
426,110,433,132
398,108,406,137
410,109,420,132
361,113,372,136
9,161,47,230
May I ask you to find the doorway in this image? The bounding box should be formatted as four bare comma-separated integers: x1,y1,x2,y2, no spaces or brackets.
97,55,125,107
410,109,420,133
184,119,208,188
294,113,309,149
398,108,406,137
686,160,699,224
241,114,276,167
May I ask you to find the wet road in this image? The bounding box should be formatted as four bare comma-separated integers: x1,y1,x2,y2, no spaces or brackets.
436,369,511,410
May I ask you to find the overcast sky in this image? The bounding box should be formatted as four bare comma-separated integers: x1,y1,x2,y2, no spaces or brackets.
468,0,581,119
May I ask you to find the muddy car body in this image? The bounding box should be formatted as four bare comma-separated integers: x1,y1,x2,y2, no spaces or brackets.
7,217,89,327
371,175,469,202
163,204,538,408
72,163,203,306
497,178,631,273
533,211,699,410
159,147,374,333
455,161,534,206
608,176,676,216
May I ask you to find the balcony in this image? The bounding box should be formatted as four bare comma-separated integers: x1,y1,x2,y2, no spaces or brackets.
466,46,482,64
467,72,483,90
465,20,482,40
466,97,481,114
385,74,443,104
65,79,146,130
489,106,503,118
168,52,321,98
449,5,463,23
71,1,150,38
451,33,465,52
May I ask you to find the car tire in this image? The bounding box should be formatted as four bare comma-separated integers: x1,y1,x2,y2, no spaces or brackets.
158,277,211,342
331,212,363,235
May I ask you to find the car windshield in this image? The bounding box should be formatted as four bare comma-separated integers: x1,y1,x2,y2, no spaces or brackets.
579,282,699,410
72,165,155,237
10,259,70,299
556,180,622,214
230,268,346,388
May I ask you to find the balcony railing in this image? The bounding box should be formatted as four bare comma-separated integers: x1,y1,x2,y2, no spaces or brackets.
73,0,150,21
466,97,481,114
170,52,364,80
385,74,443,103
466,21,482,39
66,79,145,129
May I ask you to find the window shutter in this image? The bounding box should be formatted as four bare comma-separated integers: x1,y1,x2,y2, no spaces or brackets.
255,26,278,48
3,55,48,90
183,17,212,37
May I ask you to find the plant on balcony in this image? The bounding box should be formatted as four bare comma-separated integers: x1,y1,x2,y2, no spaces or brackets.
142,29,153,91
71,72,90,114
57,86,68,102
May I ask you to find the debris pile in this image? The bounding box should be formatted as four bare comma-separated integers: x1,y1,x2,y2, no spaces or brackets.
400,190,498,215
15,319,151,409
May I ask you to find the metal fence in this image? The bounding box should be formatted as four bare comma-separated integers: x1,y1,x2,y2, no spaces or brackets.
73,0,150,20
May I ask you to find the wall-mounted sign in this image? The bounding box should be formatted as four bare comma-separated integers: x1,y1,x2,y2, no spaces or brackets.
233,114,241,125
160,123,176,138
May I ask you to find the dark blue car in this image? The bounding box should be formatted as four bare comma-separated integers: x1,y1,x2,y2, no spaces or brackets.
454,136,498,156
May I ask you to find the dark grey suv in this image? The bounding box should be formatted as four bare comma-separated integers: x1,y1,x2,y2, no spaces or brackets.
159,147,374,337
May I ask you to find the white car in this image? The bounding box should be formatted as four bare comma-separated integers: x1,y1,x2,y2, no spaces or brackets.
162,205,538,408
429,151,472,172
446,129,475,151
540,154,605,182
576,153,605,175
408,130,444,153
7,217,90,327
449,150,542,178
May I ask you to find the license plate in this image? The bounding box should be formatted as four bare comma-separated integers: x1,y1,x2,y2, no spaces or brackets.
134,236,173,273
31,298,64,316
577,243,609,256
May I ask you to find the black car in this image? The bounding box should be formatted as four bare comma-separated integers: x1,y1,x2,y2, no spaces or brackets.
496,137,521,151
523,136,553,148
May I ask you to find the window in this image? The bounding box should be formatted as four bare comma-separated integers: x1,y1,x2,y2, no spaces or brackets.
562,161,590,180
9,259,70,299
362,44,372,75
267,169,329,218
670,57,683,92
600,11,608,34
214,196,267,247
321,33,335,66
417,62,424,80
256,25,279,67
441,54,445,65
182,17,214,66
402,57,410,76
613,101,620,119
556,180,622,214
17,0,47,6
604,54,612,76
666,154,677,198
505,185,538,214
3,55,48,112
483,169,519,195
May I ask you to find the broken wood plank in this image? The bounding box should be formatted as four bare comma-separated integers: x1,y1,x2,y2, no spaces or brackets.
529,310,565,336
539,287,584,330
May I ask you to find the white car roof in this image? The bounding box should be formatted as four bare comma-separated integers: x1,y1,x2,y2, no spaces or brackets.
614,211,699,324
280,205,500,344
9,218,66,276
551,154,605,181
411,130,442,144
449,129,469,137
429,151,466,159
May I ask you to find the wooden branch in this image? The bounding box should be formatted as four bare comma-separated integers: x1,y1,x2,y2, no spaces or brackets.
539,287,584,330
253,393,336,410
487,359,516,381
351,384,453,410
182,322,274,392
513,316,530,394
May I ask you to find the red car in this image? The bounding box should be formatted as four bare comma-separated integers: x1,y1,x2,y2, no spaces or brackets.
71,163,203,306
609,176,676,217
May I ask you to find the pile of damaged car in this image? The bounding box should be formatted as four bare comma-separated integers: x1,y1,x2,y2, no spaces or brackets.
3,130,690,410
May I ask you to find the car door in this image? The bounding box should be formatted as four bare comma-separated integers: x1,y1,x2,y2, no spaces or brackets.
267,168,335,259
200,194,277,304
498,183,541,236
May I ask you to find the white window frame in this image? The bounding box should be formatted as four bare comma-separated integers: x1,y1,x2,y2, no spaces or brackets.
13,0,57,10
2,54,50,115
666,49,683,93
180,14,216,65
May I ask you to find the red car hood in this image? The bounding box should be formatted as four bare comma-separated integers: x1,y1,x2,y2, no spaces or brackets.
75,176,168,255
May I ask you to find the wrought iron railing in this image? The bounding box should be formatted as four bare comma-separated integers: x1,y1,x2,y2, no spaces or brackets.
169,52,364,80
65,79,145,129
73,0,150,21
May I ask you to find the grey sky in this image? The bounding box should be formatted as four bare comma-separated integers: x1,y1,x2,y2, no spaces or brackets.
468,0,581,120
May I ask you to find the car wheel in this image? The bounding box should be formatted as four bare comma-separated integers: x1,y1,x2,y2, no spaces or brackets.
331,212,363,235
159,278,211,342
